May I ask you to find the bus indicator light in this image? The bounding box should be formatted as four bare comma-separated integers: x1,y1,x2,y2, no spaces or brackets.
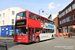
26,27,28,29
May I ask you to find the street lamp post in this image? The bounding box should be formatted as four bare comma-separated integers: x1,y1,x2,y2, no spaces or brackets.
39,8,44,15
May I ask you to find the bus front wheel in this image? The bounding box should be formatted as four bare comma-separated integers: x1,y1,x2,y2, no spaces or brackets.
36,37,40,43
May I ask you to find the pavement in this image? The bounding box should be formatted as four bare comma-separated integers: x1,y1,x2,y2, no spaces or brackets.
59,36,75,39
67,36,75,39
0,36,13,40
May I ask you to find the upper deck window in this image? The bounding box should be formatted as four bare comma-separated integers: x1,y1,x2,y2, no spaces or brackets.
16,12,27,20
46,20,51,24
35,15,40,21
46,19,54,25
41,17,45,22
46,19,48,23
29,13,34,19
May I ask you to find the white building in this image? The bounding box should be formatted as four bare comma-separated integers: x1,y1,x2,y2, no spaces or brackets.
0,7,26,36
48,14,57,21
0,7,25,26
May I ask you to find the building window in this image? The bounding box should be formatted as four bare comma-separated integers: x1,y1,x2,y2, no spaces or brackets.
59,6,71,18
12,19,14,24
63,19,65,23
3,20,4,25
62,19,65,23
12,11,15,15
61,20,63,23
62,11,65,16
72,3,75,9
3,13,5,17
66,6,71,14
59,11,65,18
60,21,61,24
66,16,70,22
73,14,75,19
70,15,73,21
61,19,65,24
59,14,61,18
0,14,1,17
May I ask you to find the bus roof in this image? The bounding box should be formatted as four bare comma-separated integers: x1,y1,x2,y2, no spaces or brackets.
17,10,47,19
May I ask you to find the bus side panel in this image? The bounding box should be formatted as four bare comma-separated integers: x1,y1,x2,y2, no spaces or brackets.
28,19,44,28
39,33,55,41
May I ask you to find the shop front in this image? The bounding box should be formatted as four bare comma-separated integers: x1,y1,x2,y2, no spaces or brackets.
62,26,67,33
1,25,13,36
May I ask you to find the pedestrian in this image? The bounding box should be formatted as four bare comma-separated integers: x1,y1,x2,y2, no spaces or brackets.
12,32,14,38
68,28,73,38
68,29,70,38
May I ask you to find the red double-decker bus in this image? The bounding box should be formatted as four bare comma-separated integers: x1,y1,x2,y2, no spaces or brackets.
14,10,56,43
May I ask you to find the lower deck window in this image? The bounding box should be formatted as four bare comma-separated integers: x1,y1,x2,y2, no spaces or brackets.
35,28,54,33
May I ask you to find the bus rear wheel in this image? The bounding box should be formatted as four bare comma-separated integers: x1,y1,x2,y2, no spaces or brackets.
36,37,40,43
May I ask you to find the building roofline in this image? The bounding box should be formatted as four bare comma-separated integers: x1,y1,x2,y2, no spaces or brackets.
48,14,57,18
59,0,74,14
0,7,25,12
53,15,59,21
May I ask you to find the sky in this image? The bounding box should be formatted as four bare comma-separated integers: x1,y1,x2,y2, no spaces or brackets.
0,0,73,18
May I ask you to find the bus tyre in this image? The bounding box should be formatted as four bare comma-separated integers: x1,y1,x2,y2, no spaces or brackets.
36,37,40,43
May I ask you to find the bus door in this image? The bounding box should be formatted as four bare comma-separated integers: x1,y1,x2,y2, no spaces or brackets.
28,28,31,41
28,28,35,42
32,28,35,41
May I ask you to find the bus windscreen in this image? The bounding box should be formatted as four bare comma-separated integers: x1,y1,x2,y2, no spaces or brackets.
15,27,27,35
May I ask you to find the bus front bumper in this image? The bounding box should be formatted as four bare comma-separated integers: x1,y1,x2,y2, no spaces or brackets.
14,39,28,43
